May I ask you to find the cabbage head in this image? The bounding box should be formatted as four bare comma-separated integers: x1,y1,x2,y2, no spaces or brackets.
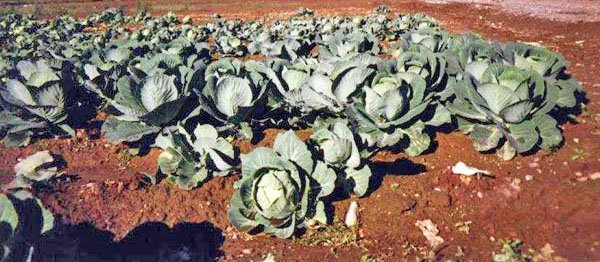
228,131,336,238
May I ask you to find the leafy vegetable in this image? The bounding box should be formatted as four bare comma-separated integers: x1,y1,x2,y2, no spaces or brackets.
311,122,372,196
447,63,562,160
228,131,336,238
0,60,75,147
156,123,236,190
99,60,200,146
0,190,54,261
194,59,273,140
347,71,434,156
2,151,62,190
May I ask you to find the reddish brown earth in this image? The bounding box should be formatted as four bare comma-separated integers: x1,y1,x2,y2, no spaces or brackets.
2,0,600,261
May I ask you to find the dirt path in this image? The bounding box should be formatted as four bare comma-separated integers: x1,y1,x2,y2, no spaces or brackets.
1,0,599,261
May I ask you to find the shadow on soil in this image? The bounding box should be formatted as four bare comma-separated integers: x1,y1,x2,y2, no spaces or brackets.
364,158,427,197
34,221,224,262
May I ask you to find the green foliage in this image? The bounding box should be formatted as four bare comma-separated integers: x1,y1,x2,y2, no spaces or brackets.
228,131,336,238
311,122,372,196
447,63,563,159
0,190,54,261
0,8,585,241
156,123,236,190
0,59,76,147
4,151,62,190
100,71,190,144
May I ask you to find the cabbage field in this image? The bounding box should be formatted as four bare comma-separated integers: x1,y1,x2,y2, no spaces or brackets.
0,3,598,261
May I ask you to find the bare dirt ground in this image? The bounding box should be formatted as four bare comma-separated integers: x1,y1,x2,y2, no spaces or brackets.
1,0,600,261
423,0,600,23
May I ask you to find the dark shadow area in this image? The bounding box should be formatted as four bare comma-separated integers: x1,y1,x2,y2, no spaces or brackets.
34,174,80,194
420,104,457,135
82,120,104,140
551,90,588,126
250,127,265,145
48,153,67,171
422,139,439,155
364,158,427,197
33,221,224,262
4,193,49,261
371,158,427,176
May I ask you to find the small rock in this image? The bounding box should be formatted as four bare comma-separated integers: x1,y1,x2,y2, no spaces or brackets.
525,175,533,181
76,129,86,139
454,221,472,235
537,243,566,261
242,249,252,255
477,191,483,199
459,176,472,185
85,182,101,195
577,172,600,182
511,178,522,191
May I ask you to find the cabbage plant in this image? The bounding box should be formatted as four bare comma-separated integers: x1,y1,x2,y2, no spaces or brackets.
499,43,582,109
374,5,391,15
319,32,380,61
3,150,62,190
100,68,193,146
0,60,75,147
1,190,54,261
347,71,436,156
446,63,562,160
194,59,273,140
216,35,246,57
83,46,133,103
402,27,449,53
445,33,500,80
156,123,235,190
310,122,372,196
228,131,336,238
264,58,323,126
256,39,313,61
396,51,447,92
296,58,377,115
295,7,315,17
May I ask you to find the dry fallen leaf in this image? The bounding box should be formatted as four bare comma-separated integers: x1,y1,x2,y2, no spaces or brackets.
415,219,444,247
451,162,490,176
345,201,358,227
